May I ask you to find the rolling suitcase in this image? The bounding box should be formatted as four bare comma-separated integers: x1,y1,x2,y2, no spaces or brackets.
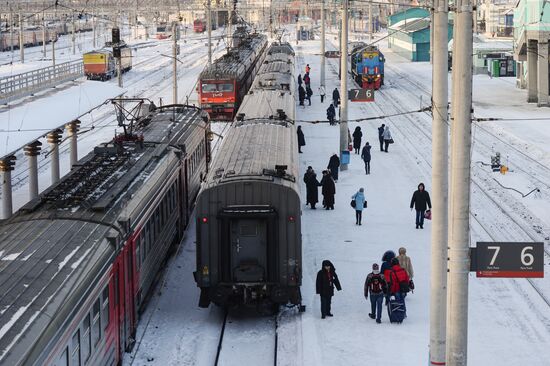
387,295,406,323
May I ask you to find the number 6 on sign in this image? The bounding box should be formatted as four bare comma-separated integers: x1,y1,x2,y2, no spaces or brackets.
488,246,500,266
521,246,534,266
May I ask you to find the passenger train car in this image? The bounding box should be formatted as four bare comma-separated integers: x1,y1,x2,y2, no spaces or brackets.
351,43,385,90
194,42,303,313
198,28,268,121
0,102,210,365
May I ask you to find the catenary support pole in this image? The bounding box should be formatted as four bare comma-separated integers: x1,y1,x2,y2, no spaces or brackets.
47,130,62,184
24,141,42,200
0,157,15,220
321,0,326,88
447,0,473,364
19,13,24,63
42,14,47,58
173,22,178,104
66,121,79,168
430,0,449,363
92,7,96,48
339,0,349,171
72,10,76,55
207,0,212,66
369,2,373,41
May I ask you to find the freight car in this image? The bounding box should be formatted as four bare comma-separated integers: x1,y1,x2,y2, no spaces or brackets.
350,43,385,89
198,29,267,121
83,45,132,81
0,100,210,366
194,42,303,313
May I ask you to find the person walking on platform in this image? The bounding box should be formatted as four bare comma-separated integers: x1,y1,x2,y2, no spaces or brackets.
327,153,340,182
303,72,311,86
316,260,342,319
303,167,321,209
382,125,393,153
321,170,336,210
297,126,306,153
377,124,385,152
361,142,372,174
352,126,363,154
332,88,340,107
364,263,387,323
305,64,311,74
381,250,396,274
297,74,303,87
384,257,410,322
306,85,313,106
410,183,431,229
298,85,306,106
351,188,366,225
397,247,414,292
327,104,336,125
319,85,326,103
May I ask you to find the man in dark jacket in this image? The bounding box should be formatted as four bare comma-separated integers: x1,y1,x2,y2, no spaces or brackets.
352,126,362,154
377,123,385,152
297,74,302,87
332,88,340,107
306,85,313,106
316,260,342,319
297,126,305,153
364,263,387,323
303,167,320,209
327,153,340,182
361,142,372,174
326,103,336,125
320,170,336,210
410,182,432,229
303,72,311,86
298,86,306,106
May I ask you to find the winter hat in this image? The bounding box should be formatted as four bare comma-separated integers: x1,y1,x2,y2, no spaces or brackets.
372,263,380,274
359,187,364,192
391,257,400,265
382,250,396,262
307,166,312,170
399,247,406,255
322,260,331,268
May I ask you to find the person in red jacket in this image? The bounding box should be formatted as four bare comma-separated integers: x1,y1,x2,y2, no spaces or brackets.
384,257,410,299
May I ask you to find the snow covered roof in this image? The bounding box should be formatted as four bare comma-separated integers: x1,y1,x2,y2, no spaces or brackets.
448,34,513,51
389,17,430,34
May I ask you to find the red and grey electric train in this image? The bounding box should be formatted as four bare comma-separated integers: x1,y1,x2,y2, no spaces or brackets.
0,102,210,365
198,27,268,121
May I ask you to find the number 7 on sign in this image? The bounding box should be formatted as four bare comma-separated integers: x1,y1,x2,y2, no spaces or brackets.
354,90,360,99
488,246,500,266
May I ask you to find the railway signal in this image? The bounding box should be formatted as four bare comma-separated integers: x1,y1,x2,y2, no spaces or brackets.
471,242,544,278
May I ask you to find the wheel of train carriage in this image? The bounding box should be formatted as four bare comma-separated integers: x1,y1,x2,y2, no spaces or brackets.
258,299,279,316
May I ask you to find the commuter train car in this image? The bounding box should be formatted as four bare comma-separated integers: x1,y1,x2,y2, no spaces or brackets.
0,101,210,365
83,44,132,81
195,42,303,313
193,19,206,33
155,23,171,39
350,43,385,89
198,29,268,121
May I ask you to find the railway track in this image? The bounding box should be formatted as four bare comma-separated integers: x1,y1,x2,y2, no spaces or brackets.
214,309,278,366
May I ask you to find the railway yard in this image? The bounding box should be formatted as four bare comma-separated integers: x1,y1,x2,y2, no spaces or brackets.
0,11,549,366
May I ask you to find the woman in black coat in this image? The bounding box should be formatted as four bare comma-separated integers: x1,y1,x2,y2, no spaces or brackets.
304,168,320,209
332,88,340,107
327,154,340,182
320,170,336,210
298,86,306,106
297,126,305,153
352,126,363,154
410,182,432,229
361,142,372,174
316,260,342,318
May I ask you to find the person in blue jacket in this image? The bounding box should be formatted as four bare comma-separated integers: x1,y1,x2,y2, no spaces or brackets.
351,187,366,225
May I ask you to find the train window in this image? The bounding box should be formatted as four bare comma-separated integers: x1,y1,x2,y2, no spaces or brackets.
218,84,234,92
240,224,258,237
156,213,161,236
82,315,91,362
135,236,141,271
92,299,101,346
55,347,69,366
201,83,217,92
102,286,110,331
71,330,81,366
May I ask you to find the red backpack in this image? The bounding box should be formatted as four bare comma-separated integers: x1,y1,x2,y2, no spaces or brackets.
368,274,385,294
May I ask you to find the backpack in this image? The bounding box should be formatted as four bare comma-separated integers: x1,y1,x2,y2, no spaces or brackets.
369,274,384,294
393,269,410,293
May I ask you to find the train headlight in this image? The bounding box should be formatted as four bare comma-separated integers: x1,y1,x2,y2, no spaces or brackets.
202,265,209,275
288,215,295,222
201,217,208,223
377,74,381,78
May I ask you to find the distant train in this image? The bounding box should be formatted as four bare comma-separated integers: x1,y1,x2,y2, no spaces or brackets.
351,43,385,89
0,20,93,52
193,19,206,33
83,44,132,81
198,28,268,121
0,101,210,365
195,42,304,313
155,23,172,39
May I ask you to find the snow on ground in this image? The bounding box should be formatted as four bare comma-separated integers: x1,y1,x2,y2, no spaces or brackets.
123,32,550,366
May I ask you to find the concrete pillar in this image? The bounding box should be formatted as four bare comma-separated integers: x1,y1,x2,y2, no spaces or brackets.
24,141,42,201
47,130,62,184
0,156,16,220
527,40,538,103
66,121,80,168
537,39,549,107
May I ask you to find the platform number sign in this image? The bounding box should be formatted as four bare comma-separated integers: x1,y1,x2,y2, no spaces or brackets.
474,242,544,278
348,89,374,102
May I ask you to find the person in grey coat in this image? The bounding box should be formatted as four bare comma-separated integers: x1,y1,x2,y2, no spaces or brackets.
351,188,366,225
382,125,393,152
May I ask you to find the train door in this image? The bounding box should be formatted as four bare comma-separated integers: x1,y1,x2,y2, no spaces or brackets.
123,243,136,351
230,219,267,282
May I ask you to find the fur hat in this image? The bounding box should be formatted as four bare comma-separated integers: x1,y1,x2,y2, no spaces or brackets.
372,263,380,274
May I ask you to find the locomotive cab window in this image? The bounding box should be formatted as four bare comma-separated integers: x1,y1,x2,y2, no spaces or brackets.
201,84,217,92
218,83,234,92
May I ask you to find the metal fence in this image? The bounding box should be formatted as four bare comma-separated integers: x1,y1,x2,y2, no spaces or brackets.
0,60,83,105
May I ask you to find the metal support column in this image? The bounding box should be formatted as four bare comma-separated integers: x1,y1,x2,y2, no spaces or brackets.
24,141,42,200
47,130,62,184
207,0,212,66
527,40,538,103
339,0,349,171
72,10,76,55
66,121,80,168
0,156,16,220
173,22,178,104
321,0,326,88
19,13,24,63
537,39,549,107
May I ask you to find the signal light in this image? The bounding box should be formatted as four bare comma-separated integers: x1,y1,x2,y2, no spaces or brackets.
288,216,295,222
201,217,208,223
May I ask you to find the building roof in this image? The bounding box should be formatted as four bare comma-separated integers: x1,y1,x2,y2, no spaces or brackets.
389,18,430,34
448,34,513,51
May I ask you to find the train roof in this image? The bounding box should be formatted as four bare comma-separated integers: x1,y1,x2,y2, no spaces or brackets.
199,33,267,80
0,104,206,364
